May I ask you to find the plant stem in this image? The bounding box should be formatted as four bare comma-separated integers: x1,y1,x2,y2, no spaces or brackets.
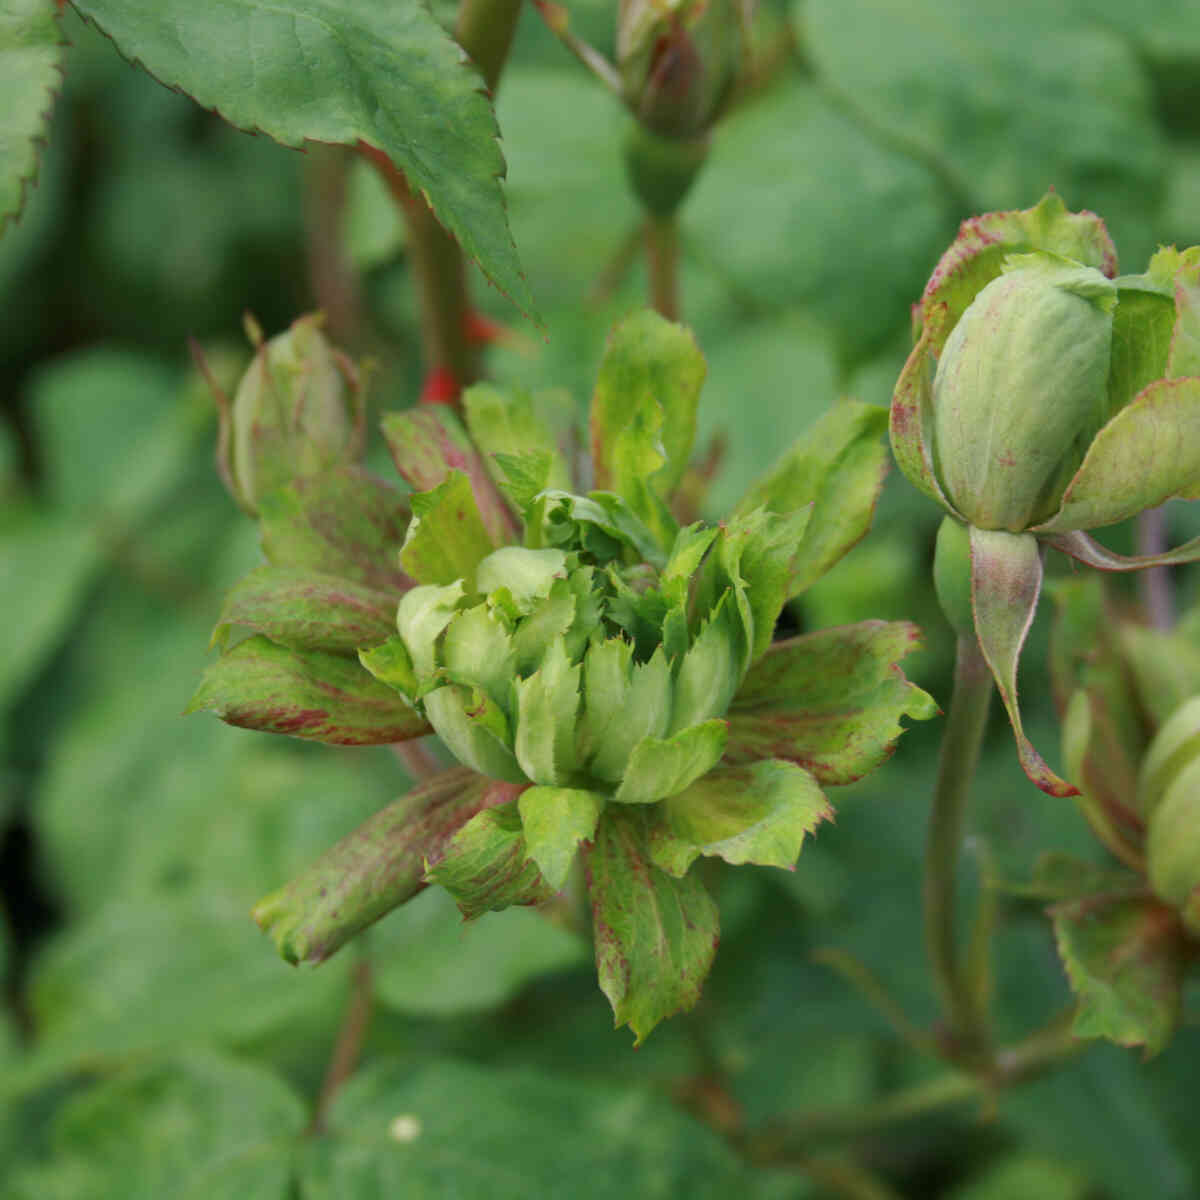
303,144,365,348
391,738,444,782
738,1011,1083,1162
309,958,373,1135
359,0,525,399
1137,506,1174,630
925,634,993,1060
645,215,679,320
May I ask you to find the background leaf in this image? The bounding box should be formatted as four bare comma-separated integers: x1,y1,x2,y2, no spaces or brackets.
72,0,535,317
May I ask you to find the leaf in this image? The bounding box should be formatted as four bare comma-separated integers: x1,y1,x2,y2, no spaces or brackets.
0,0,64,233
1051,894,1184,1056
540,489,665,568
590,308,705,540
1003,851,1143,903
802,0,1160,270
726,621,936,785
581,643,672,785
1044,528,1200,572
252,768,511,964
72,0,536,317
257,465,412,595
188,634,429,745
423,684,526,783
381,407,518,546
518,786,606,889
737,402,890,597
7,1050,304,1200
1106,256,1180,418
462,382,573,501
584,808,719,1044
969,527,1078,797
425,801,555,919
1168,249,1200,378
14,892,352,1090
613,719,728,806
1035,378,1200,533
213,565,398,652
300,1059,756,1198
647,760,832,876
370,887,585,1017
400,470,498,587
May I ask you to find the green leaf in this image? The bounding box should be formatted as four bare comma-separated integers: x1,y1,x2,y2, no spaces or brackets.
584,808,719,1044
15,892,351,1087
441,602,516,705
736,403,889,598
300,1059,756,1197
970,527,1078,797
73,0,536,318
395,580,464,676
476,545,567,611
647,760,831,876
213,565,397,652
462,382,573,502
670,593,749,732
257,465,412,595
400,470,498,586
1003,851,1143,903
188,634,429,745
590,308,705,538
0,0,64,232
7,1051,305,1200
252,767,511,964
1035,378,1200,533
370,887,585,1017
518,786,606,889
541,489,665,568
357,635,420,704
381,407,518,546
1051,894,1184,1056
426,801,555,918
614,719,728,806
727,621,936,785
803,0,1156,272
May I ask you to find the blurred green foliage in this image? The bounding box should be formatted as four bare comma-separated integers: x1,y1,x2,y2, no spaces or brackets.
3,1,1200,1196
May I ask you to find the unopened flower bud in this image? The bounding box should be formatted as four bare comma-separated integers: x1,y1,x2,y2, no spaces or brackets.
932,255,1116,531
220,314,364,514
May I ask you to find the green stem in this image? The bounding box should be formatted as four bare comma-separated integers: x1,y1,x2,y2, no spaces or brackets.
1137,506,1174,631
645,215,679,320
360,0,525,398
303,144,365,348
309,957,373,1135
925,634,993,1060
738,1011,1083,1163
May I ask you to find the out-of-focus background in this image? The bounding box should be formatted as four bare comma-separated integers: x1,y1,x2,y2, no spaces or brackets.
3,2,1200,1196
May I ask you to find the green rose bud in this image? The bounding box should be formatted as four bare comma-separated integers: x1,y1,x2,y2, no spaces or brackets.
931,255,1116,531
616,0,747,140
218,314,365,515
892,194,1200,798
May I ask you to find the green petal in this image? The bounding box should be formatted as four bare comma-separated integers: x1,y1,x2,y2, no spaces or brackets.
400,471,498,587
396,581,464,677
424,685,526,783
726,621,936,785
426,802,554,920
969,527,1077,797
1035,378,1200,533
583,644,672,784
584,808,718,1044
513,638,582,786
518,786,606,889
1167,246,1200,380
646,760,831,876
589,309,705,544
613,719,727,805
442,604,516,709
476,546,568,612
